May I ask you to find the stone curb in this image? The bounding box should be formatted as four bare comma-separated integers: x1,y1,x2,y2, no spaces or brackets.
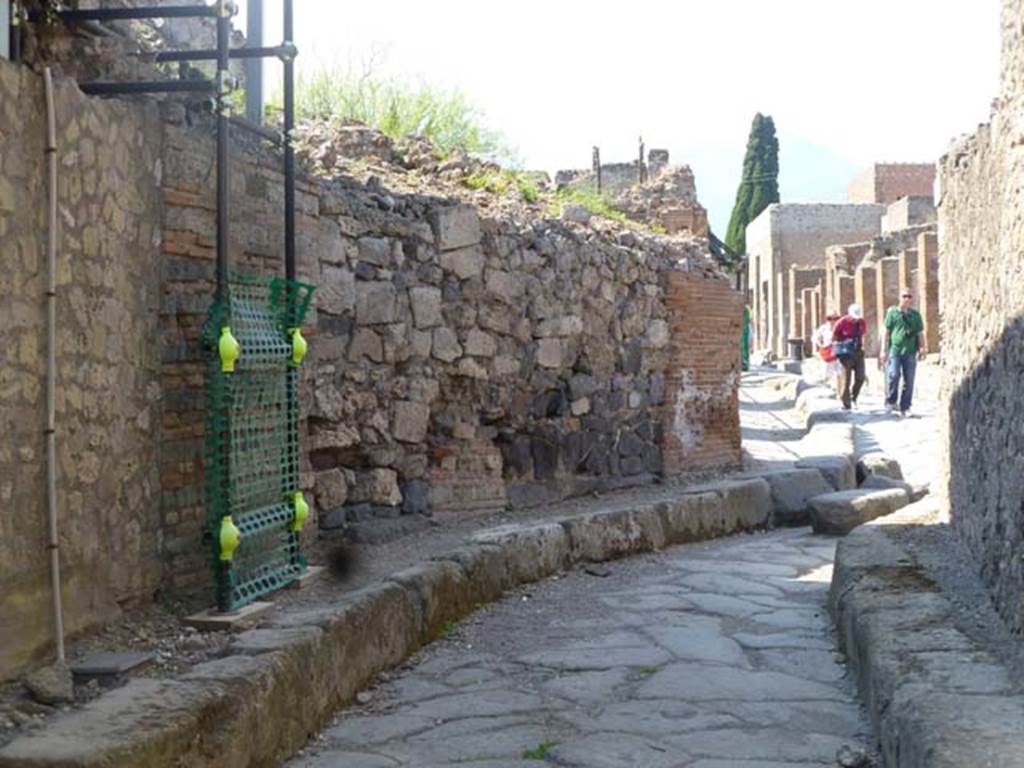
0,477,774,768
830,499,1024,768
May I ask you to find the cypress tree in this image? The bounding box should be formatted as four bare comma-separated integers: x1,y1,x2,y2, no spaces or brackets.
725,113,780,254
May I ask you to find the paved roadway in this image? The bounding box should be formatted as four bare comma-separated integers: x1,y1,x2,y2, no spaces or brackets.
289,528,874,767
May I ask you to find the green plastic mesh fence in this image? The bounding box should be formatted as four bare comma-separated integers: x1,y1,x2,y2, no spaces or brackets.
204,271,315,612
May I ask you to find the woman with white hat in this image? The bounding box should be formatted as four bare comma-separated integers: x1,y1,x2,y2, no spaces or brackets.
831,303,867,410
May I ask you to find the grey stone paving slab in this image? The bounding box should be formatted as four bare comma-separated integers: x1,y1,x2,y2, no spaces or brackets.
732,632,833,651
725,700,864,736
750,647,848,684
635,662,848,702
539,668,632,706
664,728,850,762
642,624,750,667
324,714,435,746
395,722,553,764
675,571,787,597
546,733,688,768
557,700,739,738
519,644,671,671
404,690,547,721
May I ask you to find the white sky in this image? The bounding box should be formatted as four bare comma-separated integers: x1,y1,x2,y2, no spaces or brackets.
240,0,1001,231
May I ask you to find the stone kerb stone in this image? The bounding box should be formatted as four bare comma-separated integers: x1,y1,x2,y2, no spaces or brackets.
761,468,836,526
831,499,1024,768
856,451,903,484
809,488,909,535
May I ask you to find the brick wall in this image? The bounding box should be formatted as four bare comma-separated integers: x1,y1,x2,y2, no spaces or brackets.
662,274,743,472
848,163,935,204
938,0,1024,634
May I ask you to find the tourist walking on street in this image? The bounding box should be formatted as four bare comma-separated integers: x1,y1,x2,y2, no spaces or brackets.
812,312,842,397
833,304,866,410
880,287,927,417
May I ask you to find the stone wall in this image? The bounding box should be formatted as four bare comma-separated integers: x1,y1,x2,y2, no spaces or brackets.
937,0,1024,633
0,55,740,680
882,195,936,233
0,62,164,678
156,110,736,590
847,163,936,204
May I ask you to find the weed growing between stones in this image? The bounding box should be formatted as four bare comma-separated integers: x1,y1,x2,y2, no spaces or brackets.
522,741,558,759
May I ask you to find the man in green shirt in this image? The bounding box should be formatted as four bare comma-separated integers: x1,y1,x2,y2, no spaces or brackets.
880,287,927,416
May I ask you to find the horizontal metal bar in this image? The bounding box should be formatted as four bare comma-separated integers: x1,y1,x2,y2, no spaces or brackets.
154,45,283,63
55,5,217,22
229,115,282,145
79,79,214,95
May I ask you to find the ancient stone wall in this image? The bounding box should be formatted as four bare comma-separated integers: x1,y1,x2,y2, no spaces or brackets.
157,110,736,592
0,58,739,679
937,0,1024,633
0,62,164,678
882,195,936,233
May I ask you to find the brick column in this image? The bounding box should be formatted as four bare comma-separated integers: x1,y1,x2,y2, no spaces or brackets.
855,262,880,356
876,257,900,333
662,273,743,472
838,274,855,316
801,288,815,354
917,232,940,352
751,253,761,350
775,270,786,357
897,249,917,294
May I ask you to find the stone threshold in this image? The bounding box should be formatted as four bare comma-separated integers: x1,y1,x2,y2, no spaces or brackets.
830,499,1024,768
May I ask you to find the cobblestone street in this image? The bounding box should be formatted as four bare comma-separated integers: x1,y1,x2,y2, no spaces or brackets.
291,526,871,767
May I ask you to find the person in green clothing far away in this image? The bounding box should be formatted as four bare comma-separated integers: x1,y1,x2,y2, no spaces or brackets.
741,306,752,372
879,287,927,417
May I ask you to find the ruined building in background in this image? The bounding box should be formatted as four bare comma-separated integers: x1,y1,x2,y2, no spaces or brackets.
556,149,710,237
938,0,1024,635
746,162,940,359
746,203,884,357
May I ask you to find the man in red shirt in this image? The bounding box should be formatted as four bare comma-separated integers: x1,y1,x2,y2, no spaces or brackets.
832,304,867,410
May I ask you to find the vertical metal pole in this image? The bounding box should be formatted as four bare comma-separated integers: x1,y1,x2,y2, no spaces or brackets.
2,1,10,61
244,0,263,124
216,2,230,300
215,0,232,613
282,0,302,573
283,0,295,283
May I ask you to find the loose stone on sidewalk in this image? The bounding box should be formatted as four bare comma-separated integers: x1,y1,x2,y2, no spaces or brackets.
810,488,909,536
